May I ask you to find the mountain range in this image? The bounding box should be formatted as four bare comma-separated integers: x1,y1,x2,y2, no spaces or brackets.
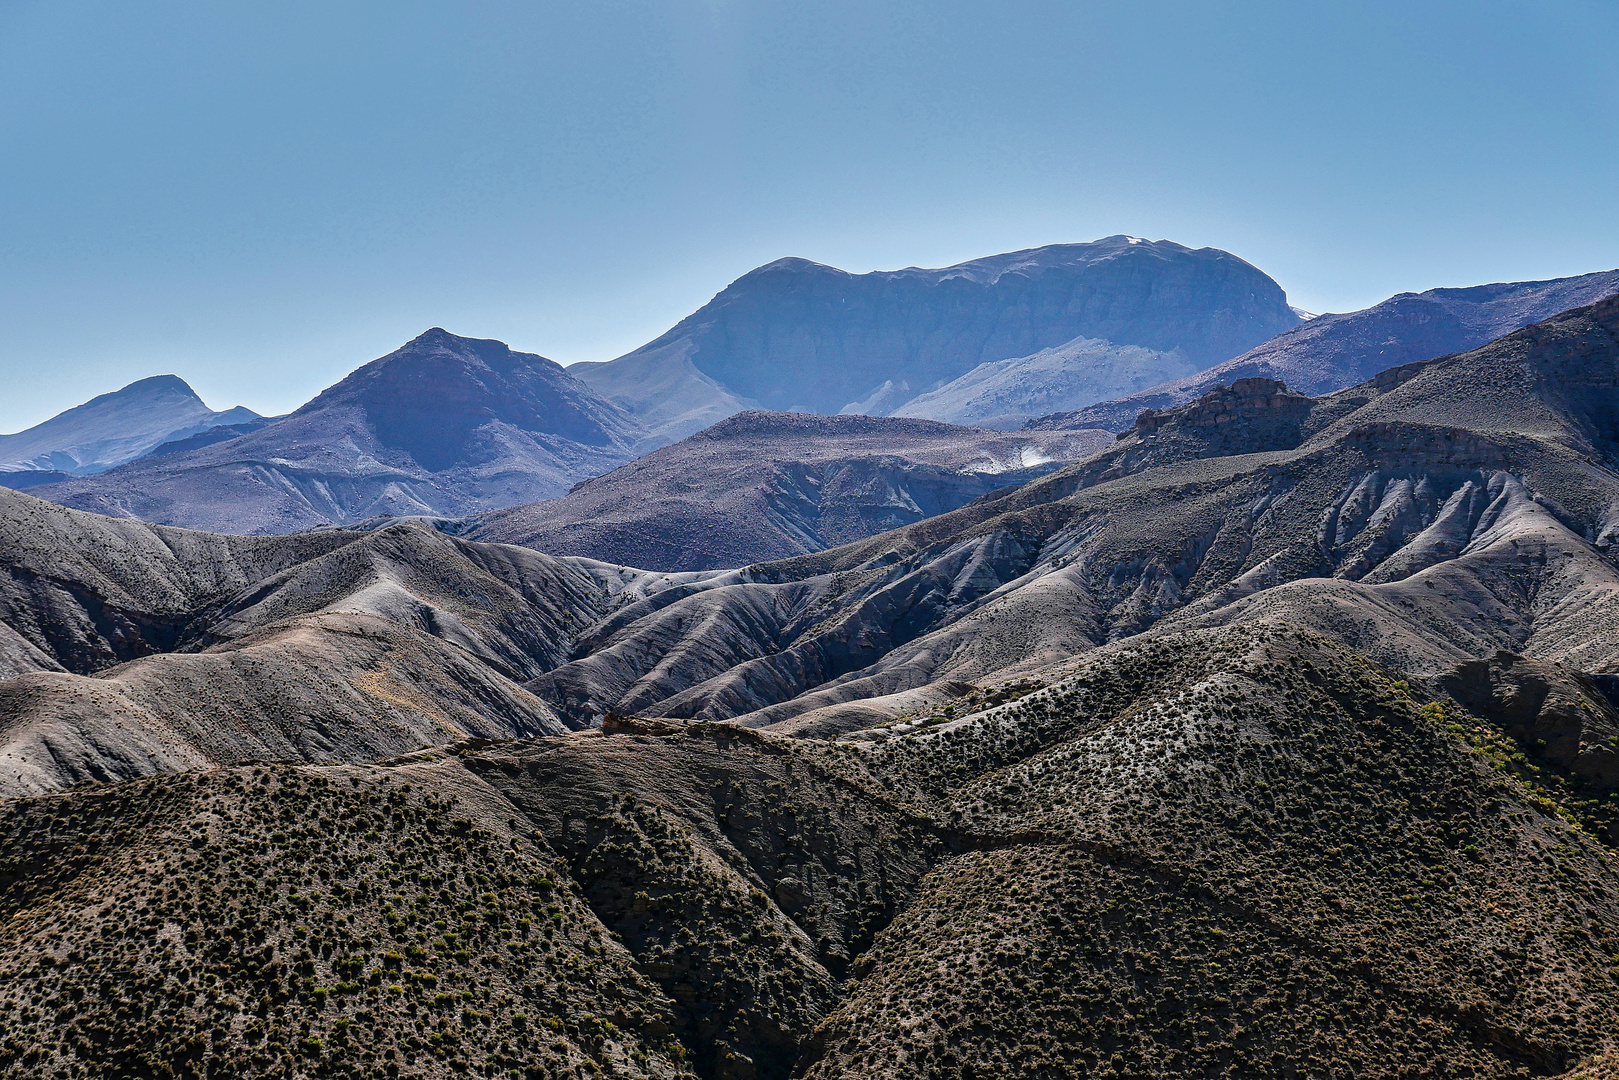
570,236,1304,443
9,240,1619,1078
0,374,259,485
15,248,1617,547
3,293,1619,1078
12,293,1619,781
18,238,1305,533
28,329,648,532
1031,267,1619,432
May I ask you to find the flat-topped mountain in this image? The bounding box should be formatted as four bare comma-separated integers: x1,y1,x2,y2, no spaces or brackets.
571,236,1303,443
28,329,647,532
1032,267,1619,432
465,411,1112,570
0,374,258,482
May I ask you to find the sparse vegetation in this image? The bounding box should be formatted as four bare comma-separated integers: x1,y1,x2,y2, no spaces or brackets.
9,627,1610,1079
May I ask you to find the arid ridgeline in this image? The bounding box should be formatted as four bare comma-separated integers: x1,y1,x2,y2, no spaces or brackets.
4,628,1619,1079
3,298,1619,1078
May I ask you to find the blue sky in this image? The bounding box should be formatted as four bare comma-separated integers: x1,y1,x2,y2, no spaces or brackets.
0,0,1615,429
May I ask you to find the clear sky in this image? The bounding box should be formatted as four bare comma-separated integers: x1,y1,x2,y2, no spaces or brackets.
0,0,1615,430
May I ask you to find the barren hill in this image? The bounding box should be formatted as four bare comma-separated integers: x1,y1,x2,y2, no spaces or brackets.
465,412,1112,571
28,329,646,533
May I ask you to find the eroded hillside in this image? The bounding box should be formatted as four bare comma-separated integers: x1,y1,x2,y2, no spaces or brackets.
4,627,1619,1079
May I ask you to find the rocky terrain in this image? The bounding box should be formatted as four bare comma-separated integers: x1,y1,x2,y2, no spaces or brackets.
572,237,1302,443
5,296,1619,781
28,330,647,532
513,297,1617,736
4,626,1619,1079
464,412,1112,571
0,374,259,483
3,296,1619,1077
1034,268,1619,433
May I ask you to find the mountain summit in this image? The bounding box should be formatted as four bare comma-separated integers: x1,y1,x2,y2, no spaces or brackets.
30,330,646,532
570,236,1303,443
292,327,640,471
0,373,258,479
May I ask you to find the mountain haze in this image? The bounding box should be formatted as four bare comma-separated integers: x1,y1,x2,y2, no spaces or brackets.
1034,267,1619,432
572,237,1302,443
0,374,258,481
28,329,646,532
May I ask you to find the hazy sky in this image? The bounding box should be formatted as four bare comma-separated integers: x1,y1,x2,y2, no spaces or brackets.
1,0,1615,430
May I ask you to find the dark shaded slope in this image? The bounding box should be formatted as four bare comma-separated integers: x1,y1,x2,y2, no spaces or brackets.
573,237,1301,442
30,330,646,533
4,627,1619,1079
467,412,1111,571
1034,268,1619,432
0,485,357,674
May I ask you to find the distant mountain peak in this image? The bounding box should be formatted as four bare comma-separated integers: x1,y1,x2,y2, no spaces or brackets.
21,328,650,526
0,373,243,478
746,257,847,279
405,326,486,349
576,236,1301,443
119,373,201,396
292,331,637,469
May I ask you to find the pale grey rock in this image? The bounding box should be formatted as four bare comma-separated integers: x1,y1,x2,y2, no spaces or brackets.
888,335,1197,428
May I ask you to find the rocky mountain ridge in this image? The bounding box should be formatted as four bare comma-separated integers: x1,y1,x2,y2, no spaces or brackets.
0,374,259,482
572,237,1302,443
25,329,647,533
463,411,1113,571
1032,267,1619,433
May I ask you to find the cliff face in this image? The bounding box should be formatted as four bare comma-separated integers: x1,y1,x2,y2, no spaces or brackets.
1129,377,1313,440
574,237,1302,442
